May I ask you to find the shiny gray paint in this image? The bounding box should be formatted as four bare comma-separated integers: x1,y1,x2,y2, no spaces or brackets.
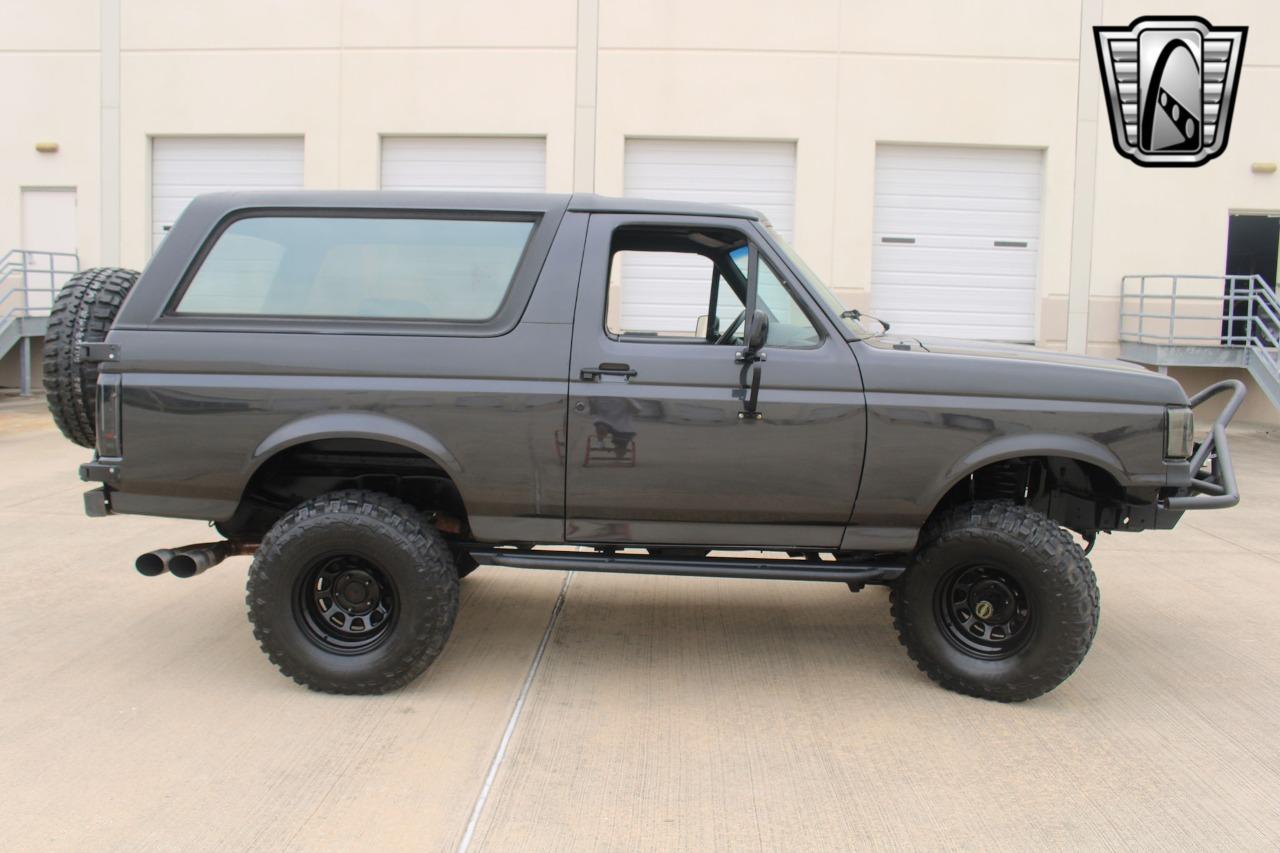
564,214,864,549
840,338,1179,551
96,190,1195,553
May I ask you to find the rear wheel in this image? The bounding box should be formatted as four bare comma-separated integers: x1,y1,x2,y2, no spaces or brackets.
891,501,1099,702
246,489,459,694
42,267,140,447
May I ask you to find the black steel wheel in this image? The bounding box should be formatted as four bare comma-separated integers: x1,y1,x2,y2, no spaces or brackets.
296,555,397,654
934,563,1034,660
247,490,458,694
891,501,1099,702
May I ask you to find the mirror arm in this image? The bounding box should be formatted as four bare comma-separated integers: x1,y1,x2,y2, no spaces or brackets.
737,364,764,421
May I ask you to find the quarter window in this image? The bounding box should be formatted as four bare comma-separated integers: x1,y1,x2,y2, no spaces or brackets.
176,216,534,321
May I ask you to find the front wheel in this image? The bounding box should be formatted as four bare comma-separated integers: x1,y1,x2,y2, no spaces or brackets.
246,490,459,694
891,501,1099,702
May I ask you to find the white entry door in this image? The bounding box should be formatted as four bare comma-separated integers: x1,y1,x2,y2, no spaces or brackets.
152,136,304,252
20,187,78,312
621,138,796,333
871,144,1043,342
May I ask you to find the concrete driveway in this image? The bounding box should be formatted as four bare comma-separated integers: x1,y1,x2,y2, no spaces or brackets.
2,397,1278,851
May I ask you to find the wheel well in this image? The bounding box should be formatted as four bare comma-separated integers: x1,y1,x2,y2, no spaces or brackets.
219,438,469,542
928,456,1135,539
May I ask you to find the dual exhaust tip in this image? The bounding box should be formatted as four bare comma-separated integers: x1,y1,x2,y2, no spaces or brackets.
136,541,254,578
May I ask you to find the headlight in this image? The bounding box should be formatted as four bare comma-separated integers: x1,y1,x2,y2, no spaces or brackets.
1165,407,1194,458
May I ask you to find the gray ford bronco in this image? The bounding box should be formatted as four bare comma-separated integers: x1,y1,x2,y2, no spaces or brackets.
44,191,1244,701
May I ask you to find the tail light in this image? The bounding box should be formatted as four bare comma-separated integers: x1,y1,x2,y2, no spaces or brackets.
97,375,123,457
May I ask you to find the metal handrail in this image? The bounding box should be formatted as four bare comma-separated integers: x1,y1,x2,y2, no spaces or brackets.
0,249,80,325
1119,274,1280,381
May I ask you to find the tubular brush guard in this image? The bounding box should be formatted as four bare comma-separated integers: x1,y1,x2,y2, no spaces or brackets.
1164,379,1246,510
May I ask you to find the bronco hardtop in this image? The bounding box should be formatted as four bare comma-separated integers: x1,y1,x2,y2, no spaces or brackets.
43,190,1243,700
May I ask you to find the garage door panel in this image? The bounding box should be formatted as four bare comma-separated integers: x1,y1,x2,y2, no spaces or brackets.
875,215,1040,239
874,246,1037,276
872,271,1040,291
875,197,1042,219
876,165,1042,185
380,137,545,193
875,146,1042,170
876,213,1041,237
871,144,1042,343
874,179,1040,202
152,136,303,252
622,138,796,332
873,290,1036,312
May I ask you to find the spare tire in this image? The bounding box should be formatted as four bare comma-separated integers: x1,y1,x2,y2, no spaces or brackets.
42,267,140,448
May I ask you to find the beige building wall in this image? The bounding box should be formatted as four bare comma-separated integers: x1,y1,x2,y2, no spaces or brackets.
2,0,1277,418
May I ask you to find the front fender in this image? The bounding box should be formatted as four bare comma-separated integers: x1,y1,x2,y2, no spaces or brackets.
924,432,1130,514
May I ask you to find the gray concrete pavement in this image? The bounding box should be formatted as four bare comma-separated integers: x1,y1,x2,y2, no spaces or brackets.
2,399,1279,851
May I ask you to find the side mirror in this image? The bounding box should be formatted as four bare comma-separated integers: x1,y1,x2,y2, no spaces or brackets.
695,315,710,339
745,309,769,353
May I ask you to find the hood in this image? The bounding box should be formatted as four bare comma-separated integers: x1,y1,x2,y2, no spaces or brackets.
911,336,1151,374
858,334,1189,406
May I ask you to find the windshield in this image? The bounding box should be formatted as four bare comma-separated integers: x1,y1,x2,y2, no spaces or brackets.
763,222,873,338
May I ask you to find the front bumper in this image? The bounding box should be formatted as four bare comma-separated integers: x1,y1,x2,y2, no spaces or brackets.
1163,379,1246,511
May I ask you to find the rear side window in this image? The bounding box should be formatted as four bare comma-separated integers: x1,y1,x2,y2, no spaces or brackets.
175,215,535,321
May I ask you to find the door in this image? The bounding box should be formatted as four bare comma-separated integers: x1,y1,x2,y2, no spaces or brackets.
623,138,797,332
152,136,304,252
871,144,1043,342
1223,212,1280,342
380,136,546,192
19,187,78,312
564,213,865,549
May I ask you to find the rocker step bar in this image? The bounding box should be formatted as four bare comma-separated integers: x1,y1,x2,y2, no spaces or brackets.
467,548,906,584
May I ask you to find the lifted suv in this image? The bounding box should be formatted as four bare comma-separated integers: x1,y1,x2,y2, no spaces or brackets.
46,191,1243,701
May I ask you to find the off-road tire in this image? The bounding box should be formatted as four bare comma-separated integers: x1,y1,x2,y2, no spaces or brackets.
891,501,1099,702
246,490,459,694
42,267,140,447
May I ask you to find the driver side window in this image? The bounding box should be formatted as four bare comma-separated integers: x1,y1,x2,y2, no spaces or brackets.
603,225,819,347
605,249,743,341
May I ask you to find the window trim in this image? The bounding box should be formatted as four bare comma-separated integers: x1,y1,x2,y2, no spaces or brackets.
156,206,549,337
601,223,826,351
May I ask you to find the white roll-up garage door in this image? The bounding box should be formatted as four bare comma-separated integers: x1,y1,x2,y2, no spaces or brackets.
380,137,545,193
871,144,1042,342
152,137,304,252
621,139,796,332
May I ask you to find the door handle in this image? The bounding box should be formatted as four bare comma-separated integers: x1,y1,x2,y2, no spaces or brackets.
580,363,637,382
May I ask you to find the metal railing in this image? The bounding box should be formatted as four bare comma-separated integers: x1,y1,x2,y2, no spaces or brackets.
0,249,80,326
0,249,80,397
1119,273,1280,381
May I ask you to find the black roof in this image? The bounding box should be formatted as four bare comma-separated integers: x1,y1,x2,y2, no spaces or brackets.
182,190,761,221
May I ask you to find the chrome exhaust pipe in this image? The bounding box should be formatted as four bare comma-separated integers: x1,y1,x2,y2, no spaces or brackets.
135,549,178,577
169,541,239,579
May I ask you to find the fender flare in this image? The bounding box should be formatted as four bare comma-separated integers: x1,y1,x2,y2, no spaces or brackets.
922,433,1130,518
246,411,466,489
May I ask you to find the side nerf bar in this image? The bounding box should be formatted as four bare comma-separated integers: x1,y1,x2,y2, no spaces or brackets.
1164,379,1246,510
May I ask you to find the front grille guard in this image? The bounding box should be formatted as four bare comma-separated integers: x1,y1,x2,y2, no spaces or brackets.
1164,379,1246,510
